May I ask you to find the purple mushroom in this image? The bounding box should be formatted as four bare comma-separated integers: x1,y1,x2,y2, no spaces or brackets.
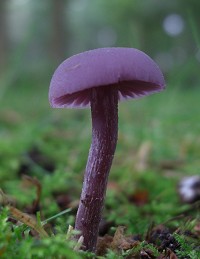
49,47,165,252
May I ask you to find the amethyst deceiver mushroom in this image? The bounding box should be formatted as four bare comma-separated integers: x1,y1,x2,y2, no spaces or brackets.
49,47,165,252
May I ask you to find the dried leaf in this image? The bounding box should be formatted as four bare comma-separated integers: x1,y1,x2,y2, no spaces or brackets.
0,189,16,207
111,226,139,251
8,206,48,238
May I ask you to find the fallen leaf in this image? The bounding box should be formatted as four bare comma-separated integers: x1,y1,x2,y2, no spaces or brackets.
8,206,48,238
111,226,139,251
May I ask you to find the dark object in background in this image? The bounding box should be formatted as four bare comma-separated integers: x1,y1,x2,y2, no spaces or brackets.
17,147,55,176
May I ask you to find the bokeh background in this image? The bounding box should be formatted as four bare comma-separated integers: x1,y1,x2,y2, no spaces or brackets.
1,0,200,89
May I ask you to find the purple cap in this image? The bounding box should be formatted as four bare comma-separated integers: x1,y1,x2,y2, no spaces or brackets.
49,48,165,108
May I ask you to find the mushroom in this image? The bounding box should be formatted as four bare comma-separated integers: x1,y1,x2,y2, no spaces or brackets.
49,47,165,252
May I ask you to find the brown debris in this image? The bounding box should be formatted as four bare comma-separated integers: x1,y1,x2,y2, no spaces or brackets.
147,224,180,252
0,189,48,238
97,226,140,256
129,189,149,206
8,206,48,238
157,248,178,259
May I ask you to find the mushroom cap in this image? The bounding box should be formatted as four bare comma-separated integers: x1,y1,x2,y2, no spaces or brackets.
49,47,165,108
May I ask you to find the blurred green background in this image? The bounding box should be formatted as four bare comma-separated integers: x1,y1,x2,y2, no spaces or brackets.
1,0,200,86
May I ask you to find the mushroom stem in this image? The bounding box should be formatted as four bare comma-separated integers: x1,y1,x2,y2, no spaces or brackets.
75,86,118,252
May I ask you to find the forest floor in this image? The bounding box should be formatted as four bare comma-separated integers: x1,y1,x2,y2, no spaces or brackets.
0,77,200,258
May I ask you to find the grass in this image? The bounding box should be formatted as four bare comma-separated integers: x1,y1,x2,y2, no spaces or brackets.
0,75,200,258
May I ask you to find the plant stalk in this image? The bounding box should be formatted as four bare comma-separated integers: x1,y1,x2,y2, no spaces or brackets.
75,86,118,252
